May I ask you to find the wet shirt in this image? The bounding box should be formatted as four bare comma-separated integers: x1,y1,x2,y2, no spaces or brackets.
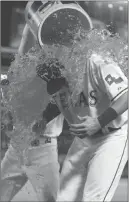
48,53,128,137
74,53,128,129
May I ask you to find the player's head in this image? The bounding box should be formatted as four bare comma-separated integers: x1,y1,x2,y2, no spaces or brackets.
36,58,68,95
36,58,64,81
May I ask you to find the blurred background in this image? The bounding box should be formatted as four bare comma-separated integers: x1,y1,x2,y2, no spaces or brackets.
1,1,128,201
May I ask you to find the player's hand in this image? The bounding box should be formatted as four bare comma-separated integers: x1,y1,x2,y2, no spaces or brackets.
69,116,101,137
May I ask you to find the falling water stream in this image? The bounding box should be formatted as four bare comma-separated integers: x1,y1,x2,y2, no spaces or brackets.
2,28,128,151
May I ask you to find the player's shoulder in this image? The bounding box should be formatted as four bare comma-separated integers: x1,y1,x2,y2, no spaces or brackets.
88,53,118,73
86,53,105,77
88,53,109,67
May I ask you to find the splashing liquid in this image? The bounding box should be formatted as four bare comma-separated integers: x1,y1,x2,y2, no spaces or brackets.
3,28,128,150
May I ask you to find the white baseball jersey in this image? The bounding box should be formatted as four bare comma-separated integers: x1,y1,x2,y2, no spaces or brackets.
73,53,128,129
46,53,128,137
44,113,64,137
57,53,128,202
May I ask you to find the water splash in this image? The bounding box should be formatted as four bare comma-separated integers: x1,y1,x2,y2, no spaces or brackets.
3,28,128,150
52,28,128,104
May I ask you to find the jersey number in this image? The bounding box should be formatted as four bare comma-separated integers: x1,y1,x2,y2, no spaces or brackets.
105,74,123,85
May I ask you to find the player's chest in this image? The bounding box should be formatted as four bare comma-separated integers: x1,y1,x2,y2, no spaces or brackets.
75,90,98,108
74,81,109,110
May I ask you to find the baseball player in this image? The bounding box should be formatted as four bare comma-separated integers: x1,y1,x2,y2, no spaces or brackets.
19,17,127,202
56,53,128,201
1,24,63,202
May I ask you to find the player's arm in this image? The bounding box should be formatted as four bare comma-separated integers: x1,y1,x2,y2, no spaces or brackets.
98,91,128,128
18,24,37,56
32,102,61,134
70,58,128,136
111,92,127,115
97,59,128,128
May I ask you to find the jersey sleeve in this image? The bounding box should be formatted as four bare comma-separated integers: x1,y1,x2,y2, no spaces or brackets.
44,113,64,137
91,55,128,102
